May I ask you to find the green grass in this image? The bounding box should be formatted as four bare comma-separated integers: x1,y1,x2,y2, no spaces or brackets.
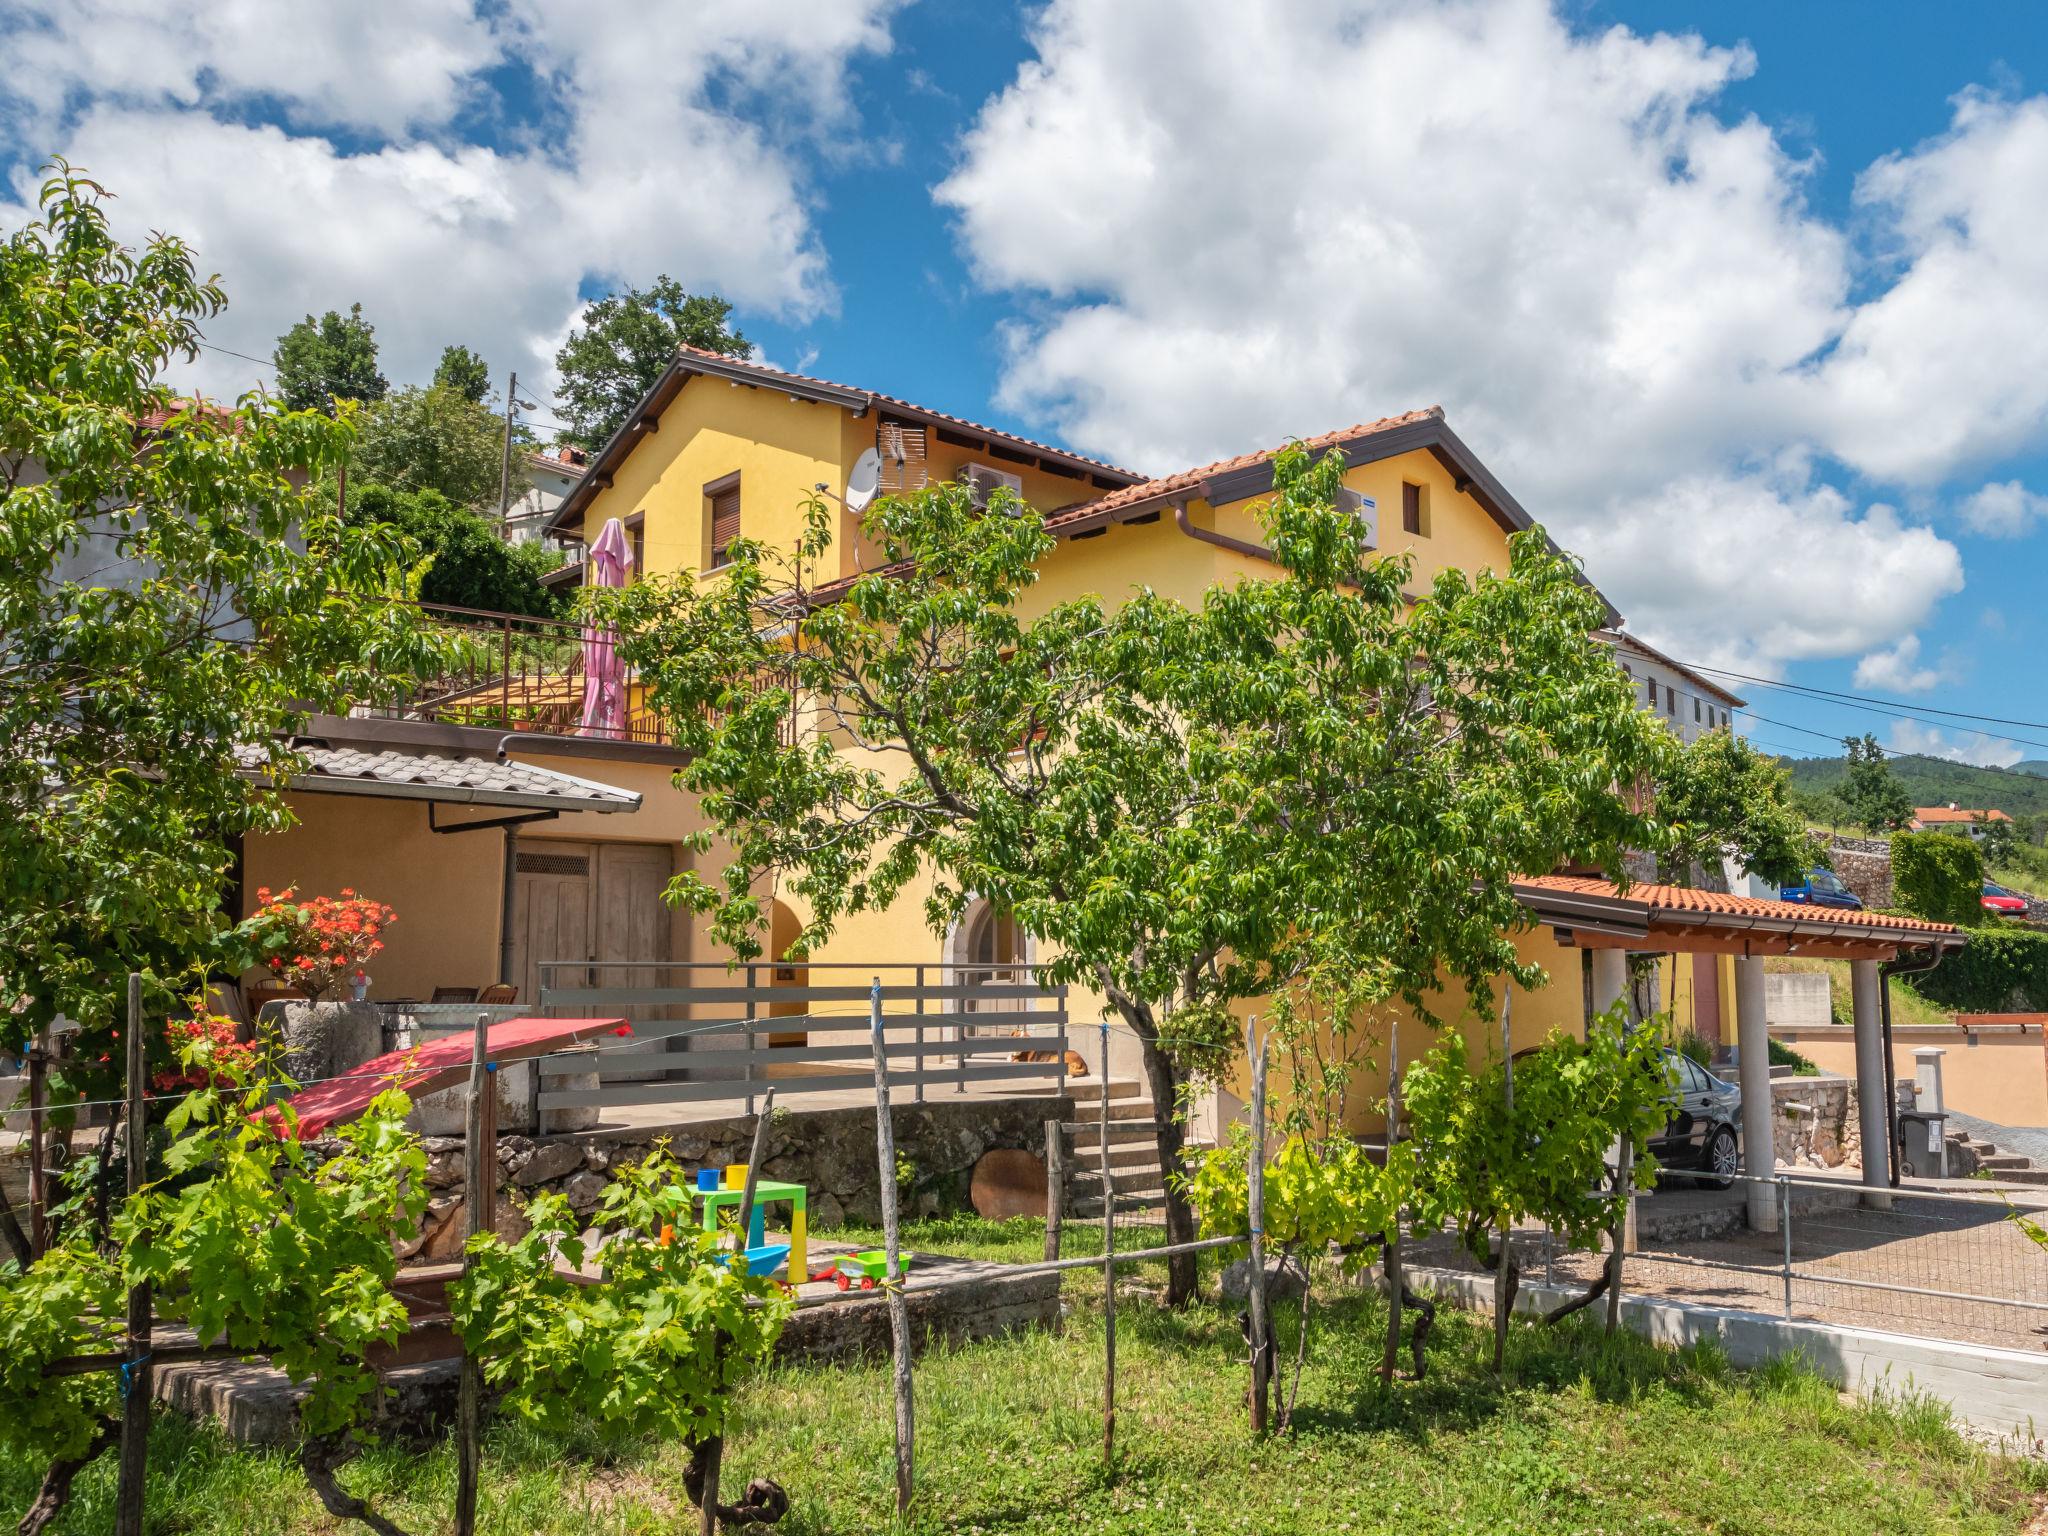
6,1233,2042,1536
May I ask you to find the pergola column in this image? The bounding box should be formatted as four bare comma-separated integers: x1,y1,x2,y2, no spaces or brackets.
1849,958,1893,1209
1733,955,1777,1231
1589,948,1630,1023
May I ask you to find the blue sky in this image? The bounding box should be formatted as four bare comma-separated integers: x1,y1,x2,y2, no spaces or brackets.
4,0,2045,770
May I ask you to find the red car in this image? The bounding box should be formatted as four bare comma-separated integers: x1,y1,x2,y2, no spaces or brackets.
1982,881,2030,917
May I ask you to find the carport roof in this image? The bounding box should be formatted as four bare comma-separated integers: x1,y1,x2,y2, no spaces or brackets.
239,743,642,814
1513,874,1966,960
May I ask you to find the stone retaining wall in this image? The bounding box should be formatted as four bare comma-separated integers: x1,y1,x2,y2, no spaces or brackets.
1770,1073,1860,1171
400,1094,1069,1260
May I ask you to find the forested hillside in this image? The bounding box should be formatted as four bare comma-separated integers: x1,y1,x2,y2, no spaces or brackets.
1781,753,2048,819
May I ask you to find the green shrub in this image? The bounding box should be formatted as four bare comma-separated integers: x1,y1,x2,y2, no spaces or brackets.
1891,830,1984,927
1910,928,2048,1014
1768,1037,1819,1076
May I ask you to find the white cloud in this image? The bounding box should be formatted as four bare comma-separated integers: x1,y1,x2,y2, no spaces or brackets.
1959,480,2048,538
1852,635,1943,694
1888,719,2023,770
0,0,906,404
935,0,2048,669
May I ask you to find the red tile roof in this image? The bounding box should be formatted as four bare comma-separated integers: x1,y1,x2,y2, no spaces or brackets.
675,345,1140,480
1912,806,2010,825
1514,874,1964,939
1044,406,1444,529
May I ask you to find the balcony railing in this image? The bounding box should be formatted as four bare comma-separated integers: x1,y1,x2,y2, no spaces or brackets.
355,602,674,745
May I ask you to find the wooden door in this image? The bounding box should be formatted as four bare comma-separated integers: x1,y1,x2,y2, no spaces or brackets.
593,844,673,1079
511,842,595,1013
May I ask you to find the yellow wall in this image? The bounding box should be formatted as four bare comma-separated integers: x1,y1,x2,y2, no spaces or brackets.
1773,1023,2048,1127
243,755,710,1004
577,381,1113,585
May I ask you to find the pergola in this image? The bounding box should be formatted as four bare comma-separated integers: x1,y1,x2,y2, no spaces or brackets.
1514,875,1968,1228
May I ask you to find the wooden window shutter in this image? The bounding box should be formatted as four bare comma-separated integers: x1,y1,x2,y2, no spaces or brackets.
877,423,929,494
1401,482,1422,535
710,482,741,567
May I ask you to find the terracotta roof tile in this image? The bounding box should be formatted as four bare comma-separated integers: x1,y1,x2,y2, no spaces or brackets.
1912,806,2010,824
1514,874,1963,937
676,345,1139,479
1044,406,1444,529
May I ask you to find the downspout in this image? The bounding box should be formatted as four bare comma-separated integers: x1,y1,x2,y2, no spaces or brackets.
1172,498,1274,562
1879,945,1947,1189
500,825,519,987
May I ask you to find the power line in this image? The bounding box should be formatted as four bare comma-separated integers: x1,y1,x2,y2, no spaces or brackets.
1678,659,2048,735
196,340,276,371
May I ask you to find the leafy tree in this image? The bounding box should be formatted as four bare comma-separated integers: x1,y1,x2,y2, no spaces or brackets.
0,166,451,1093
1892,829,1983,927
1976,812,2017,868
452,1148,792,1526
1,1027,428,1535
605,443,1681,1303
1654,727,1821,887
273,302,388,414
346,483,562,618
554,276,748,450
348,383,525,511
1400,1007,1672,1372
1839,733,1914,833
432,342,491,405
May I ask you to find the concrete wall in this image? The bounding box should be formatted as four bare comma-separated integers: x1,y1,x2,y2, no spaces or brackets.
1765,972,1832,1030
1772,1021,2048,1129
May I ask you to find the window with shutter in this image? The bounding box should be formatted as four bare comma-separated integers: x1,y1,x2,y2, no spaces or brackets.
1402,482,1423,535
706,475,741,568
877,423,929,494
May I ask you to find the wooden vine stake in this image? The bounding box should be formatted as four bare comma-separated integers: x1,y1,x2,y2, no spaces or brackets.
455,1011,492,1536
113,973,151,1536
1494,989,1513,1374
1098,1019,1116,1467
867,979,915,1516
1043,1118,1065,1263
1380,1014,1401,1382
1246,1017,1271,1434
695,1087,781,1536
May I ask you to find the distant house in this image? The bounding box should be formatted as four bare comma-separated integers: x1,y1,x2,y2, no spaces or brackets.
1911,804,2013,835
507,442,589,550
1600,629,1744,747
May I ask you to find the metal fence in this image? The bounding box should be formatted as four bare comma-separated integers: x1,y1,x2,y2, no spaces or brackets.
533,960,1071,1119
1408,1168,2048,1354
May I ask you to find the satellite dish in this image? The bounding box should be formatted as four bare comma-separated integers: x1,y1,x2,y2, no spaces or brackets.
846,446,882,513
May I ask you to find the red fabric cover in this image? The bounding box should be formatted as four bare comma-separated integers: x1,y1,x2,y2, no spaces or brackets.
267,1016,631,1140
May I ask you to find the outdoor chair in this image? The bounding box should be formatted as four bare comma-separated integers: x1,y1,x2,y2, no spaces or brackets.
431,986,479,1004
476,983,517,1005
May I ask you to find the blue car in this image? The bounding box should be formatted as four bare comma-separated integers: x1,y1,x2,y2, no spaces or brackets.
1780,868,1863,910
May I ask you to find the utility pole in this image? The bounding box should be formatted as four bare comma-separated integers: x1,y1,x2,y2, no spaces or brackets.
497,369,518,537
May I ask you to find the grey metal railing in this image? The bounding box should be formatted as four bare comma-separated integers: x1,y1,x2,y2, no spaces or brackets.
532,959,1070,1118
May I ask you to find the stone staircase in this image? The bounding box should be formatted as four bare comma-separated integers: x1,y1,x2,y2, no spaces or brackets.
1946,1127,2048,1183
1059,1079,1210,1220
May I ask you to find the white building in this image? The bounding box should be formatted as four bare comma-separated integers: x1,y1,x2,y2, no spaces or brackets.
1602,629,1744,746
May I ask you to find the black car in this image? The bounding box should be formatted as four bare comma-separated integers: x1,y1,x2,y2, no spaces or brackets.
1653,1048,1742,1188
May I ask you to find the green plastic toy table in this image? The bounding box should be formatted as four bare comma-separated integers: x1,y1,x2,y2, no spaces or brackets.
691,1180,807,1281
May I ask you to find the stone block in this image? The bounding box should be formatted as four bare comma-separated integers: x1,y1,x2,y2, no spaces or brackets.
513,1140,584,1186
1220,1255,1309,1303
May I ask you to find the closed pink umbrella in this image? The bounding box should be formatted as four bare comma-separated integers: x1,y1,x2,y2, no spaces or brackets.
578,515,634,738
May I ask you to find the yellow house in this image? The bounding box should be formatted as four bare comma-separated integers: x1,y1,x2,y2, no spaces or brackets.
521,347,1764,1131
229,344,1964,1213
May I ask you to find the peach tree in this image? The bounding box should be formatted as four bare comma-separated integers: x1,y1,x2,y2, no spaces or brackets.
603,438,1684,1304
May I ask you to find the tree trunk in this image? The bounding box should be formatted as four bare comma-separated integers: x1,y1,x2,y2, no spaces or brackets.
0,1176,31,1270
1132,1033,1199,1306
685,1441,789,1530
299,1435,418,1536
1542,1268,1610,1326
18,1420,116,1536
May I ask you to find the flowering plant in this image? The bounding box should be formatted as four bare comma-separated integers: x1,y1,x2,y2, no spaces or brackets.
153,1013,261,1091
248,886,395,1000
